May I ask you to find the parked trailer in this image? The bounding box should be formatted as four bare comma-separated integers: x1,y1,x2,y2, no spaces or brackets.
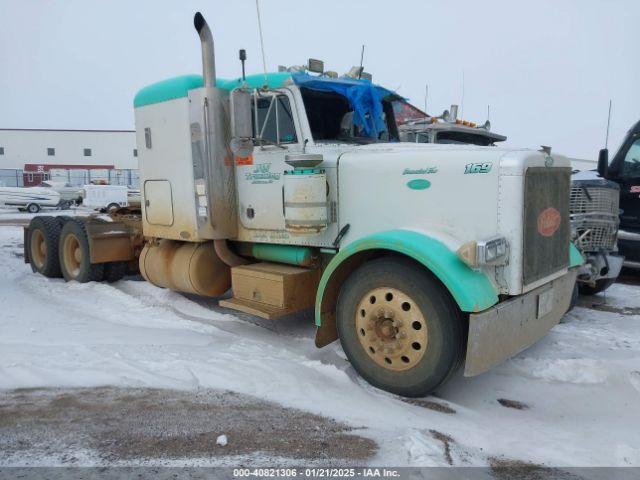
0,186,60,213
81,184,129,211
24,12,583,397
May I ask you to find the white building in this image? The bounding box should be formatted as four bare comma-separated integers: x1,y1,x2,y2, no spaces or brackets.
0,128,137,186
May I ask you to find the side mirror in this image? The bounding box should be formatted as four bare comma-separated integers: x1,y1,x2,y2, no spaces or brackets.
229,89,254,158
597,148,609,178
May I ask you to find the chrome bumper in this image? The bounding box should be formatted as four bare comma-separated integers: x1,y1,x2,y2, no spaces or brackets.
624,260,640,270
578,252,624,283
464,269,577,377
618,229,640,269
618,229,640,242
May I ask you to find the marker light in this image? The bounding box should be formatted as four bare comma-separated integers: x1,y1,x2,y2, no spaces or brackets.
307,58,324,74
457,236,509,268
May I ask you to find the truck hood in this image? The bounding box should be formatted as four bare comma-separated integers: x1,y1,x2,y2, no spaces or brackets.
337,142,536,155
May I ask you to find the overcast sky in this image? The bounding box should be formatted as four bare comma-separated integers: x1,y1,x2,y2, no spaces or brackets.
0,0,638,159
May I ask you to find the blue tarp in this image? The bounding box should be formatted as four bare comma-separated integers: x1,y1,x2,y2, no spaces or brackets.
292,73,395,138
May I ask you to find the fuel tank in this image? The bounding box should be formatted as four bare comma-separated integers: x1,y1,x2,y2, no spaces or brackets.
139,239,230,296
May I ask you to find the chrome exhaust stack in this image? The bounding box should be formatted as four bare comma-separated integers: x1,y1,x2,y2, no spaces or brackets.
194,12,216,87
191,12,237,239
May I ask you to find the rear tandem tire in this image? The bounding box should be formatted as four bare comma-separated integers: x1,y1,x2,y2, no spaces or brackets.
55,216,74,228
27,216,63,278
336,257,465,398
103,262,127,283
58,219,104,283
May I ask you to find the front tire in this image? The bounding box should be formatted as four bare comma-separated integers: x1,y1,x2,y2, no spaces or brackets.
58,220,104,283
336,257,465,397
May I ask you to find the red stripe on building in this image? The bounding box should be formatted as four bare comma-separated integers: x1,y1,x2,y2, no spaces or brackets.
24,163,115,173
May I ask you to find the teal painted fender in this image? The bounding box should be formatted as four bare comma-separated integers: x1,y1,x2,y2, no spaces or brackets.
569,243,585,267
315,230,500,326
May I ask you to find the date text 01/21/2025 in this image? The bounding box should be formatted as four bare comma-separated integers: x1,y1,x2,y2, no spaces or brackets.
232,468,401,477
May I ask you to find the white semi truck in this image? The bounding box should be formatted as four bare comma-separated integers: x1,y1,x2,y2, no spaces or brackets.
23,12,582,397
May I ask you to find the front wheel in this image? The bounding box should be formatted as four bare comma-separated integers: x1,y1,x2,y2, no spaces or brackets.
336,257,465,397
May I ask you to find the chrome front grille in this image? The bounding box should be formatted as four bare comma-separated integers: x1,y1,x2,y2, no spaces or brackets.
570,185,619,252
523,168,571,285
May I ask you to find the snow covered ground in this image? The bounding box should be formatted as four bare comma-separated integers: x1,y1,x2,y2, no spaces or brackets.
1,220,639,467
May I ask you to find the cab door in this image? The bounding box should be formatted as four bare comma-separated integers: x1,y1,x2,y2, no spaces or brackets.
235,90,302,231
614,135,640,230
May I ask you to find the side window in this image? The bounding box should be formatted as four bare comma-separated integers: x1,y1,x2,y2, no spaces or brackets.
622,138,640,177
416,132,431,143
252,94,297,145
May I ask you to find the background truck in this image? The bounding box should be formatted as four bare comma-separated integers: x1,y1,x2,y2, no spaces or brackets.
396,103,507,146
597,120,640,271
23,12,581,397
569,169,623,294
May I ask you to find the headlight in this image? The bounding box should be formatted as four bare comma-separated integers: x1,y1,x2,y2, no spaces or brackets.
457,236,509,268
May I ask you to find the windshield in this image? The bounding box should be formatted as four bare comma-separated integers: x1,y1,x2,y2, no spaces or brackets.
300,87,398,144
621,138,640,178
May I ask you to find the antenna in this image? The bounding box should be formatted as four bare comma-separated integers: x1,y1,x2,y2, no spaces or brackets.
255,0,268,86
605,99,612,149
358,45,365,79
487,105,490,122
460,70,465,119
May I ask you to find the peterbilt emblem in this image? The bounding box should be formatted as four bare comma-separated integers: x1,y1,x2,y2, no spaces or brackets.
537,207,561,237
